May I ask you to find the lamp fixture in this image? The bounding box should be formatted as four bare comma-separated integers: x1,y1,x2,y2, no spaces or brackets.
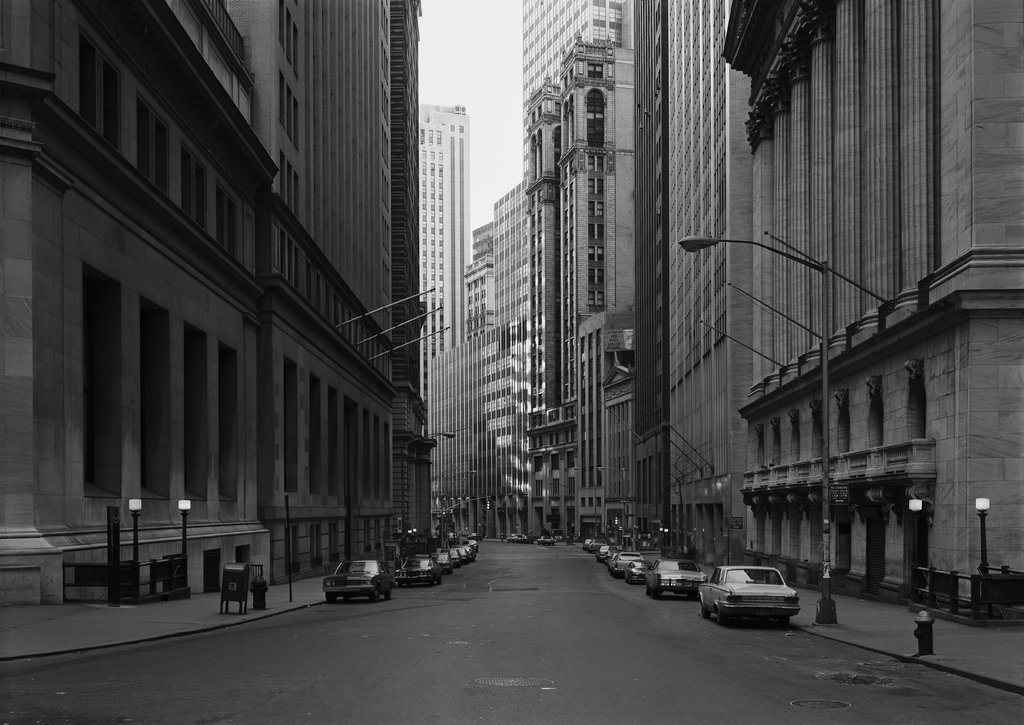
975,497,990,512
128,498,143,512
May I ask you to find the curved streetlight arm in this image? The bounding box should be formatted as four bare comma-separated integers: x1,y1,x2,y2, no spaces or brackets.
762,232,892,308
680,235,824,274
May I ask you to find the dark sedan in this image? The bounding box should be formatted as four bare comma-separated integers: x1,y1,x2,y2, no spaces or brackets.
395,558,443,587
322,560,394,603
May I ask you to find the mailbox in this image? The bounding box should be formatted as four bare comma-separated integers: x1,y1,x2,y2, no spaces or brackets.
220,562,250,614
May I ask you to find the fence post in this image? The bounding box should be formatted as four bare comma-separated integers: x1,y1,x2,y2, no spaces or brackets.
927,566,937,607
949,570,959,614
969,574,981,617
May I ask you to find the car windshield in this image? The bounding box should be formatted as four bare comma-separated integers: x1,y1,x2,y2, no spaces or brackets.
335,561,372,574
403,560,427,569
725,568,783,585
621,554,642,561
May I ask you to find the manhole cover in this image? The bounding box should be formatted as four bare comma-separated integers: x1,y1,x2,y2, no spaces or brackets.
448,640,471,645
817,672,895,686
792,700,852,709
474,677,555,688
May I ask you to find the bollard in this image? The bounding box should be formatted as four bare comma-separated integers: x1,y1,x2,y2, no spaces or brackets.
250,573,268,610
913,610,934,656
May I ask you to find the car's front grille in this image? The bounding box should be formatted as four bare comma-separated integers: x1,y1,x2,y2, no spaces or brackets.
736,596,790,605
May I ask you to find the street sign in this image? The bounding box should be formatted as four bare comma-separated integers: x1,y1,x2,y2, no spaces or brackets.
729,517,744,529
829,482,849,505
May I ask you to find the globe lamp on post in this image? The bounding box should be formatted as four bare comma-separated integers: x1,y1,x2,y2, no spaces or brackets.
975,498,990,574
128,498,142,564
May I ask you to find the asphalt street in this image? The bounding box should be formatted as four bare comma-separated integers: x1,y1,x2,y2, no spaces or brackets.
2,544,1022,725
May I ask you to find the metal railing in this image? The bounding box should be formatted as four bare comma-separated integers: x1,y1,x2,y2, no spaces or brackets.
912,565,1024,620
63,555,189,604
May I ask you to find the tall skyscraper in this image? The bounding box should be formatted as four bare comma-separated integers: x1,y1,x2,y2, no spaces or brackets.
520,1,635,540
418,104,472,400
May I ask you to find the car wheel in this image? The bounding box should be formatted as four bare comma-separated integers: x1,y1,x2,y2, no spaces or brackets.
644,584,652,596
325,593,337,603
716,609,729,626
369,586,380,603
777,616,791,626
652,589,661,600
383,585,392,601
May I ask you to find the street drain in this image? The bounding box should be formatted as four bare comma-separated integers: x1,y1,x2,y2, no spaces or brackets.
474,677,555,688
791,700,851,709
817,672,896,687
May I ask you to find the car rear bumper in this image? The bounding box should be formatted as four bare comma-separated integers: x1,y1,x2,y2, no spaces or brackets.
719,603,800,618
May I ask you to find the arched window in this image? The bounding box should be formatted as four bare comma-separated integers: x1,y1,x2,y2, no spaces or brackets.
586,89,605,147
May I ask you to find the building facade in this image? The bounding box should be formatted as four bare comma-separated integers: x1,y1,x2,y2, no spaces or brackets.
661,0,754,567
724,0,1023,602
418,103,471,400
0,0,418,604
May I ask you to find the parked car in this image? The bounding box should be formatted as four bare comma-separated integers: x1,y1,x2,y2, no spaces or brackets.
456,545,475,562
644,559,707,599
698,565,800,625
448,548,465,567
583,538,609,553
624,559,652,585
467,539,480,552
608,551,645,578
322,560,394,603
435,551,454,574
537,535,556,546
396,557,443,587
596,545,620,563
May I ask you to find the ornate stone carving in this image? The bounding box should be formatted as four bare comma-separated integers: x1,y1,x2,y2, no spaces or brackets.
788,408,800,425
809,399,821,416
769,417,780,433
905,358,924,383
754,423,764,440
834,388,849,409
866,375,883,399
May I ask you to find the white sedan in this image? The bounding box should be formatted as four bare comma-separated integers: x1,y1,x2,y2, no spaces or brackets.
698,565,800,626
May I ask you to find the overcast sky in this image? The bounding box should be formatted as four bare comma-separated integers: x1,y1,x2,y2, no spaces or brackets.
418,0,524,230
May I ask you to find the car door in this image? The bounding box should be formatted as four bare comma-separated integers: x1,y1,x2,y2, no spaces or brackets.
704,567,725,606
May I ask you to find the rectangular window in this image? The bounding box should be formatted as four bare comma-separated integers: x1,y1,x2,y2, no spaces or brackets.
587,62,603,78
79,35,119,147
215,186,237,255
180,148,206,227
136,99,169,193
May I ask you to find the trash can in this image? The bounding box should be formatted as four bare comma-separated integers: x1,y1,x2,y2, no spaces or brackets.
220,562,250,614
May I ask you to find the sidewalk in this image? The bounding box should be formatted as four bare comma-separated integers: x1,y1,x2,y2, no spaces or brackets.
2,549,1022,697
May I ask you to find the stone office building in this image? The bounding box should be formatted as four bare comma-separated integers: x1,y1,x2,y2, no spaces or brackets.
723,0,1023,602
1,0,408,604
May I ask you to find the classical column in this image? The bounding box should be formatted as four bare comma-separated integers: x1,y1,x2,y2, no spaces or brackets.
770,74,791,366
748,103,775,385
785,38,813,363
898,0,935,313
862,0,900,327
834,0,863,330
809,8,836,346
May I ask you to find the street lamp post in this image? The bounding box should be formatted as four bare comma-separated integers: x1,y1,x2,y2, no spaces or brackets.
679,234,853,625
178,499,191,557
128,498,142,564
975,498,990,574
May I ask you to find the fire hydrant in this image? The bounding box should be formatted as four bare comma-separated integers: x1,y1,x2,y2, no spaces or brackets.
250,574,268,610
913,610,934,656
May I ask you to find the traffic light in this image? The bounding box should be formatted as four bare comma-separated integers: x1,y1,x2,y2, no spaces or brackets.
614,516,620,526
486,498,491,510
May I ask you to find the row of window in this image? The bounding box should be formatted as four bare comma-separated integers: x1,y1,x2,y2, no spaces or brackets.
81,35,240,255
